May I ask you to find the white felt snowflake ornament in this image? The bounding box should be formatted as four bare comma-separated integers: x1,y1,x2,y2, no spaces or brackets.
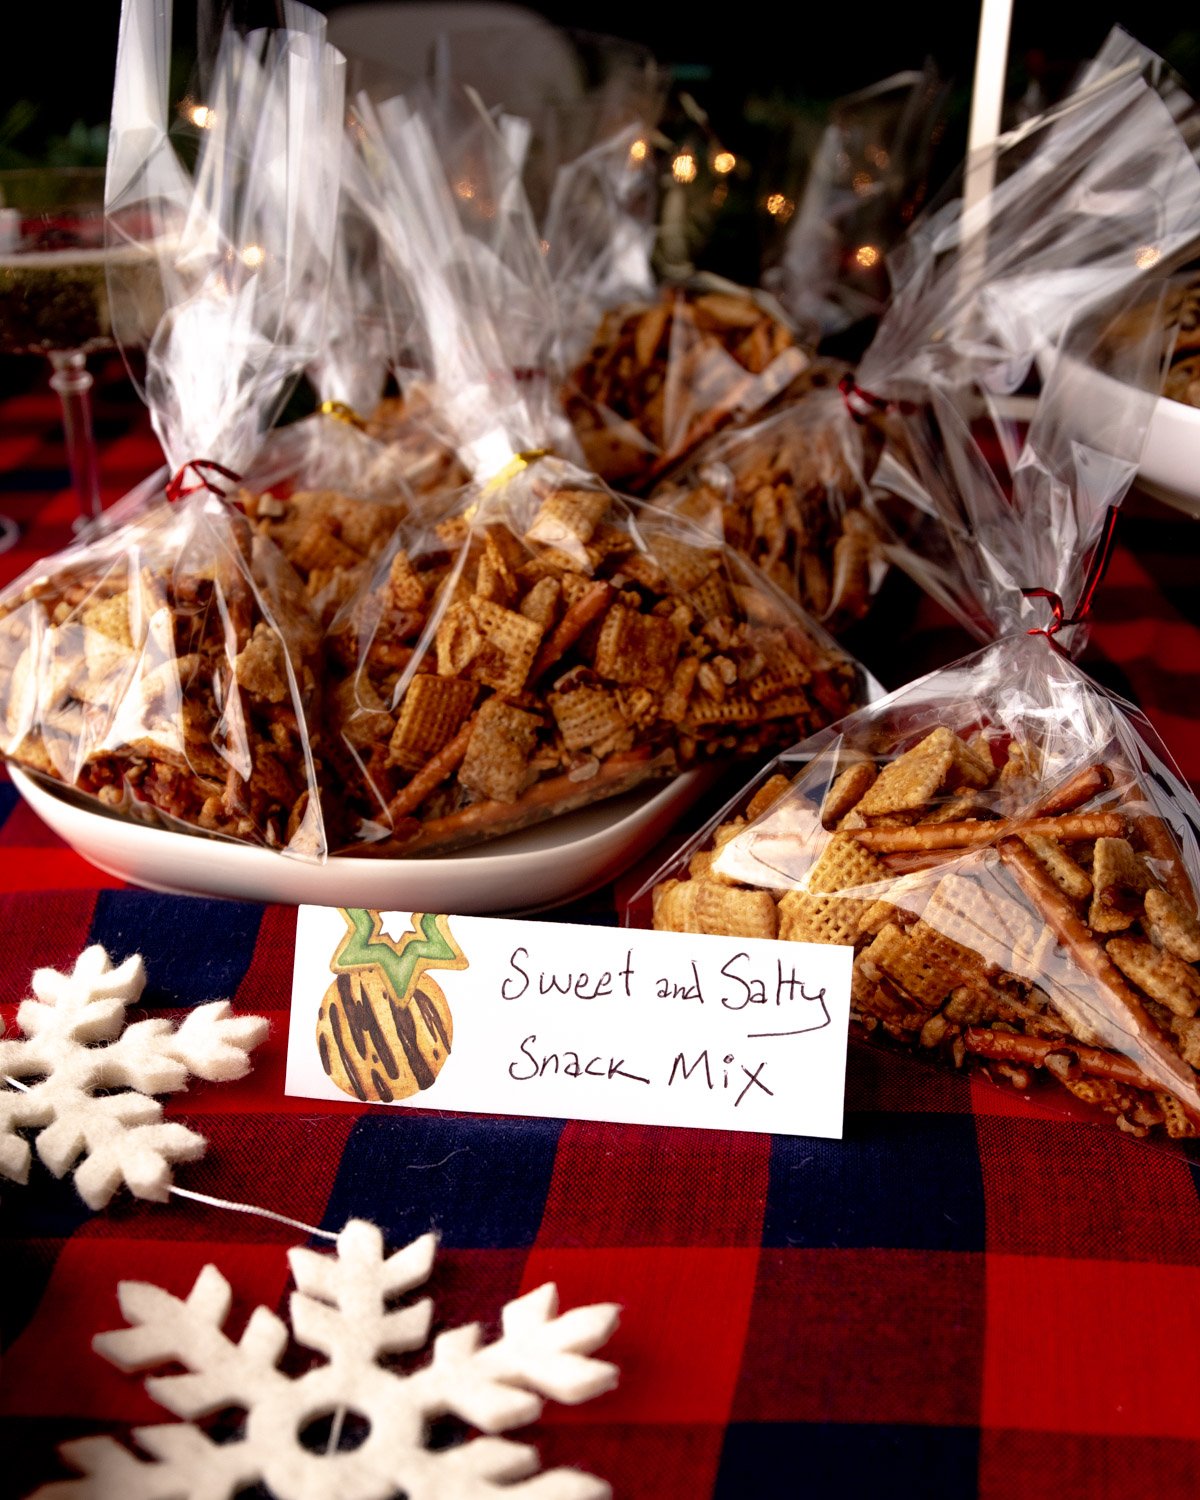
40,1218,620,1500
0,944,268,1209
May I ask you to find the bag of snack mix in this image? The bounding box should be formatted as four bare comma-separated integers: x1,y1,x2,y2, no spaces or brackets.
636,33,1200,1146
543,114,885,622
645,634,1200,1143
562,277,816,493
0,2,346,857
515,71,812,490
649,373,887,631
855,28,1200,641
315,96,872,854
639,67,951,634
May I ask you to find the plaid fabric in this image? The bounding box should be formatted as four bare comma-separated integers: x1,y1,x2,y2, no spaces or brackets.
4,358,1200,1497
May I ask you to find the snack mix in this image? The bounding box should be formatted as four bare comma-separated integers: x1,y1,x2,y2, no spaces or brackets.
325,465,862,853
563,288,810,490
654,723,1200,1141
1164,278,1200,408
653,386,883,629
0,507,324,854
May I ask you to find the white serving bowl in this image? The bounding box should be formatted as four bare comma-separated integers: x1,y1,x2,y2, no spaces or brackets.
11,765,709,913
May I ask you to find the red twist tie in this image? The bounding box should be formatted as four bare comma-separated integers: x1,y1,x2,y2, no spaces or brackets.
165,459,243,505
1022,504,1120,639
837,371,917,422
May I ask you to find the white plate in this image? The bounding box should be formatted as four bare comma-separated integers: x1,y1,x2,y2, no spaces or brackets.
1139,392,1200,517
1040,355,1200,518
10,765,710,912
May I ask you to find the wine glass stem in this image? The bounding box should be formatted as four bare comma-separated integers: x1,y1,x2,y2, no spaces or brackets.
48,348,101,525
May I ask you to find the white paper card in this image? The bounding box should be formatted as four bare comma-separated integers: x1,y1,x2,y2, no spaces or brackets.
285,906,853,1138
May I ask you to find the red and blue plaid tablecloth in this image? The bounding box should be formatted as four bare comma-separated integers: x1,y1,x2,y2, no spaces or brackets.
4,355,1200,1498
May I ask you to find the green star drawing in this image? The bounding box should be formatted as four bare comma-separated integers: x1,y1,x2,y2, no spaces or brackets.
332,909,468,998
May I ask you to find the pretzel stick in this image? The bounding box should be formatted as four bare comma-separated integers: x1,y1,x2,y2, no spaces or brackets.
960,1026,1154,1089
809,668,854,721
1028,763,1113,816
998,836,1200,1120
532,581,613,680
385,716,476,821
852,811,1126,853
384,747,665,855
1135,811,1196,915
879,849,965,874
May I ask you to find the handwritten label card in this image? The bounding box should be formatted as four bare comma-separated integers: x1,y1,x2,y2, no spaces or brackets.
285,907,853,1138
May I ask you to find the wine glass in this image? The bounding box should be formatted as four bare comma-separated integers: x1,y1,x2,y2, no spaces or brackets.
0,166,158,542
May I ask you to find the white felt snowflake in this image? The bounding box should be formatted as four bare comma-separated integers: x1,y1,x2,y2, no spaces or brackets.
39,1218,620,1500
0,944,268,1209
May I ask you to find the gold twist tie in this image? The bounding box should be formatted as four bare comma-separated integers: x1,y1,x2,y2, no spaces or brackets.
464,448,550,519
319,398,369,432
481,448,549,496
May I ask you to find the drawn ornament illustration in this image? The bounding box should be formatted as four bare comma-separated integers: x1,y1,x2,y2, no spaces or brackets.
317,911,469,1102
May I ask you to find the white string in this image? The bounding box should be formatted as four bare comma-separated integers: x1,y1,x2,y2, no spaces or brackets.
325,1406,347,1456
168,1185,339,1242
4,1073,338,1244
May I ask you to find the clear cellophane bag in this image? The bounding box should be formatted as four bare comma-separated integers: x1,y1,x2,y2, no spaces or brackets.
318,95,872,855
0,2,345,857
767,64,949,341
629,33,1200,1147
854,29,1200,645
540,118,660,370
562,277,816,494
649,370,888,632
0,500,327,854
635,632,1200,1151
234,128,473,632
533,74,818,493
323,450,868,854
243,173,410,507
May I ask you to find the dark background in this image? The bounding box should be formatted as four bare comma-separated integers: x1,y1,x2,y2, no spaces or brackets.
5,0,1200,286
9,2,1200,147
